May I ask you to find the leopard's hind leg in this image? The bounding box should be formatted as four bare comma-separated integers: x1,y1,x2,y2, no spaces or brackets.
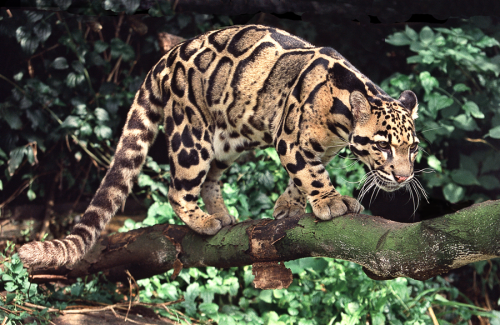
167,124,234,235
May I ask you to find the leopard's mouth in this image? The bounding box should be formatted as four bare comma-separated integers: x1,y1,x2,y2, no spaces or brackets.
374,174,408,192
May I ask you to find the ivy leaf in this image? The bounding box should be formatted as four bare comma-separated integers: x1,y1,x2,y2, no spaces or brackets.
427,155,442,173
25,11,43,23
451,169,480,186
72,60,85,73
4,282,18,292
199,302,219,315
8,147,27,175
462,101,484,119
476,35,500,48
94,40,109,53
453,114,479,131
443,183,465,203
485,125,500,139
0,105,23,130
94,107,110,122
20,33,40,54
478,176,500,190
52,57,69,69
103,0,140,14
389,74,412,91
385,32,411,46
419,26,435,45
110,38,135,61
54,0,72,10
419,71,439,94
61,115,81,128
426,93,453,118
27,188,36,201
34,21,51,42
453,83,471,93
405,25,418,41
94,125,112,139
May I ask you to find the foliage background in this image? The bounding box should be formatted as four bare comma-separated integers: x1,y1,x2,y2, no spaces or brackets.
0,0,499,324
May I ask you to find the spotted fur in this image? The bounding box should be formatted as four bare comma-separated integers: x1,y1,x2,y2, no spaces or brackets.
19,25,419,267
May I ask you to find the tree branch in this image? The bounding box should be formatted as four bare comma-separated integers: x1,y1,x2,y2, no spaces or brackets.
28,200,500,285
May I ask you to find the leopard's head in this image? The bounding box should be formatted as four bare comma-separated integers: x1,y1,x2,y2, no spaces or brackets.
349,90,419,192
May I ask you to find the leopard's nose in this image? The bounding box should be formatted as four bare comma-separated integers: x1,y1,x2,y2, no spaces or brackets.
394,174,409,183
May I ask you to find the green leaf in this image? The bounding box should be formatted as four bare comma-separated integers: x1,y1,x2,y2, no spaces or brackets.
20,33,40,54
94,125,112,139
54,0,71,10
451,169,480,186
71,60,85,73
426,93,453,117
27,188,36,201
52,57,69,69
8,147,27,175
460,154,478,176
385,32,411,46
103,0,140,14
259,290,273,304
15,26,29,42
199,302,219,315
486,126,500,139
25,11,43,23
94,40,109,53
476,35,500,48
427,155,442,173
478,176,500,190
389,74,412,91
5,293,16,304
453,83,471,93
419,71,439,94
34,21,51,42
405,25,418,41
462,101,484,119
110,38,136,61
94,108,110,122
419,26,435,45
443,183,465,203
89,52,106,66
61,115,81,128
0,105,23,130
66,72,85,88
4,282,18,292
26,146,35,165
453,114,479,131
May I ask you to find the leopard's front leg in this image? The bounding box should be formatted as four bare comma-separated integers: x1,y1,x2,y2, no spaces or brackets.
275,138,363,220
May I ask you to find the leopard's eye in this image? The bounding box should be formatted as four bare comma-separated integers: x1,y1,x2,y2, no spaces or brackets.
410,142,418,151
377,141,390,150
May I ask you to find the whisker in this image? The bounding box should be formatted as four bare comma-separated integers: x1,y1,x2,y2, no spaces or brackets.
414,168,436,174
409,182,420,216
413,178,429,203
417,147,431,157
419,126,446,134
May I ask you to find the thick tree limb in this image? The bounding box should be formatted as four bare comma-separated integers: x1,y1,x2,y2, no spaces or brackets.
29,200,500,284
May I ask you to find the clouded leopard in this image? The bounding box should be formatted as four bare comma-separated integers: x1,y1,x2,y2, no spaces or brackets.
19,24,419,267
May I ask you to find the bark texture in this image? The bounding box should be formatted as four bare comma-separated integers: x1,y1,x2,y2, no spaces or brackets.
28,200,500,284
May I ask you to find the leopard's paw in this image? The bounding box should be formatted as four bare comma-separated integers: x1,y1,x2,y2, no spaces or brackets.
195,212,235,235
273,195,306,219
311,195,364,221
273,202,305,219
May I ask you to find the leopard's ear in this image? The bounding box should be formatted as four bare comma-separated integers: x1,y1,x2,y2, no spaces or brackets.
399,90,419,120
350,91,370,125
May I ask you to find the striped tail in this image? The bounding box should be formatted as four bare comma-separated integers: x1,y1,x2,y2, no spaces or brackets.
18,68,167,267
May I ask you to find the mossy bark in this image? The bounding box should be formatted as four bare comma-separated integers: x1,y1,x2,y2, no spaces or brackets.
28,200,500,283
